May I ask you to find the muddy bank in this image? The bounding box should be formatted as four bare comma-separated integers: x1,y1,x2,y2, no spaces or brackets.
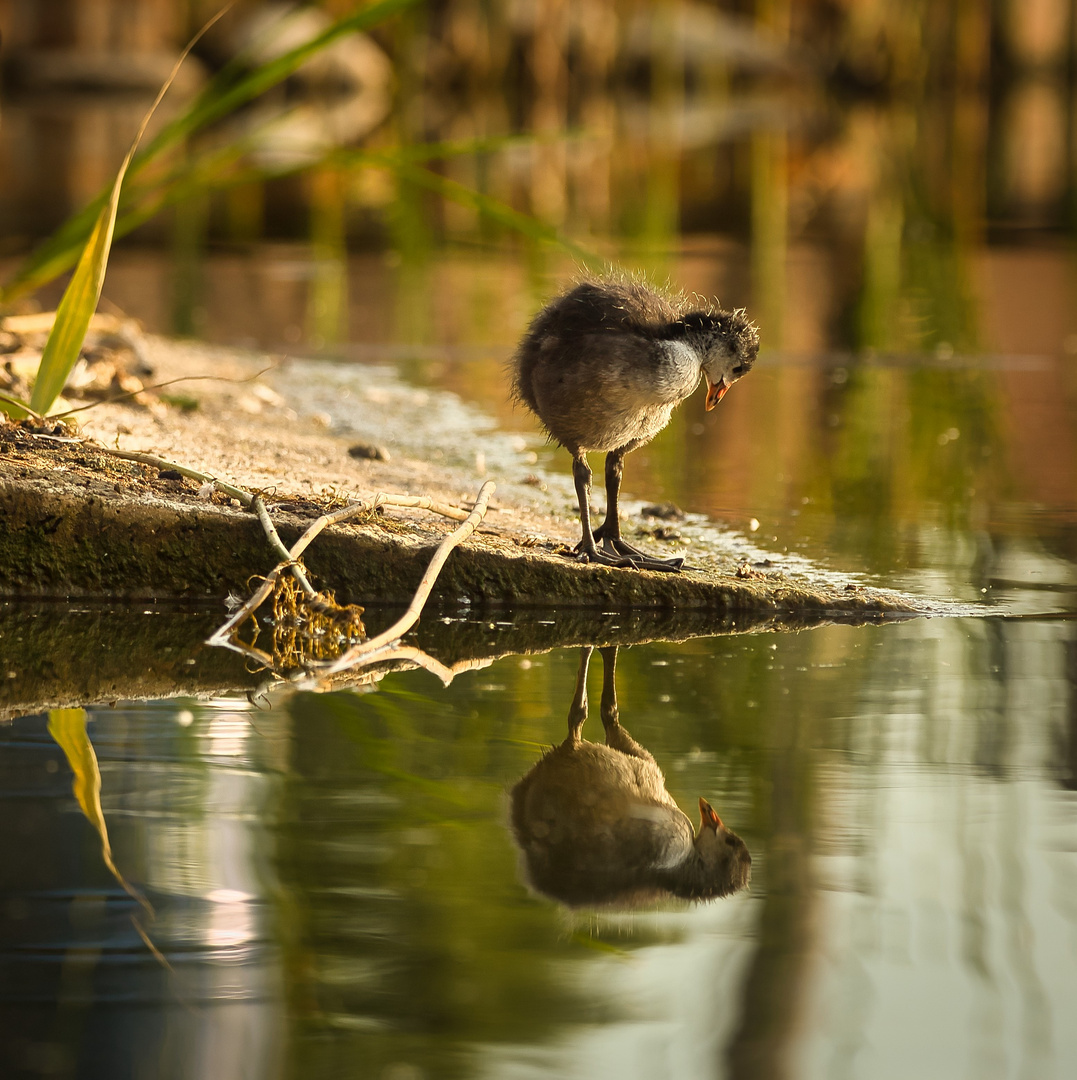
1,336,937,617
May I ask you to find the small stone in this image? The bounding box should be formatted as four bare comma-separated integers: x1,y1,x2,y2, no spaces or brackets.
736,561,766,580
641,501,684,520
250,383,285,407
348,443,391,462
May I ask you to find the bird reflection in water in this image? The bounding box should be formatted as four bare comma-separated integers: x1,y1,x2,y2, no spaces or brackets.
511,646,751,908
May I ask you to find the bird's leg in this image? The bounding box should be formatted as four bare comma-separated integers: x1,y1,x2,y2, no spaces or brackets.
585,447,684,571
590,447,626,545
564,645,593,746
598,646,656,763
570,453,638,568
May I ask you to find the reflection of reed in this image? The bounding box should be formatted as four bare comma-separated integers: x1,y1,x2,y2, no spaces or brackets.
751,128,787,348
1065,639,1077,790
529,0,569,226
306,166,348,346
750,0,789,347
172,187,209,338
724,697,816,1080
999,77,1069,214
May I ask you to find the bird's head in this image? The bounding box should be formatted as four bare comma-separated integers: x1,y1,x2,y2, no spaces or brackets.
691,797,752,898
685,309,760,411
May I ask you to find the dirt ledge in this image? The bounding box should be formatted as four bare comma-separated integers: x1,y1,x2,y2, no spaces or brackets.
1,337,930,618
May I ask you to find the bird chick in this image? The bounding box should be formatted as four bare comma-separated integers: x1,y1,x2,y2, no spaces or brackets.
512,277,759,571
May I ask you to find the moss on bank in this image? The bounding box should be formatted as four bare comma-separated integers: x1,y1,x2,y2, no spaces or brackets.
1,459,922,616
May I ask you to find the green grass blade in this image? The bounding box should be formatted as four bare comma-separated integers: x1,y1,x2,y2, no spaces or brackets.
0,390,35,420
28,199,120,413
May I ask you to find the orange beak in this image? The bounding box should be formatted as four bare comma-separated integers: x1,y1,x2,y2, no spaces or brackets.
699,797,723,832
705,376,729,411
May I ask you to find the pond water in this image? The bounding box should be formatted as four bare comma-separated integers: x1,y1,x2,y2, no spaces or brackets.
3,608,1077,1080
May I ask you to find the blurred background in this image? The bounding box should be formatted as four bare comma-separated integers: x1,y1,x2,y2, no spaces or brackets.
3,0,1077,353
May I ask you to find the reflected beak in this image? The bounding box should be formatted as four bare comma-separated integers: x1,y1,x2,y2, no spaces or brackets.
699,797,723,832
704,376,729,412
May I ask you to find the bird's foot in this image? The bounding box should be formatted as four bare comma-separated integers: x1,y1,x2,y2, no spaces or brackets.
568,536,684,573
559,544,637,569
603,537,685,570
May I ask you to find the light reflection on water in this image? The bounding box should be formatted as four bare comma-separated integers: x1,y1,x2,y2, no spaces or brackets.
0,700,287,1079
3,615,1077,1079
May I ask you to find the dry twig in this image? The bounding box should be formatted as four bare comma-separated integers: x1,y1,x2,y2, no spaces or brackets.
317,480,495,676
252,493,318,598
105,448,252,504
205,483,489,649
207,480,495,684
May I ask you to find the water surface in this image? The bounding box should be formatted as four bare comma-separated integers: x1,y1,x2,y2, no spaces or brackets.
3,609,1076,1079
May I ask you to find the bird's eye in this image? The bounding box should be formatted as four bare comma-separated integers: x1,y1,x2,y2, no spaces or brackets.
731,365,745,376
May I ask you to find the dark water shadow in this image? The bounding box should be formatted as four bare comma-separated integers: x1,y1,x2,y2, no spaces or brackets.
1,598,924,722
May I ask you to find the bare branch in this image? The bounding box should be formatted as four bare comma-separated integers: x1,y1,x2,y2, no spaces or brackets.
251,494,318,598
319,480,495,675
